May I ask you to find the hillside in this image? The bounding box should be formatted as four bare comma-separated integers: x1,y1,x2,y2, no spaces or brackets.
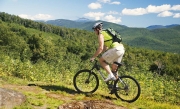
41,19,180,54
0,12,180,108
0,12,179,77
146,24,180,30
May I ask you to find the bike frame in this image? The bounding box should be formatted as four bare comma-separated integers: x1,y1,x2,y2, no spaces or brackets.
90,60,106,81
90,60,127,87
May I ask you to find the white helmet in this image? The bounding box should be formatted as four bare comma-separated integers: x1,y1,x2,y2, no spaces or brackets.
92,22,103,29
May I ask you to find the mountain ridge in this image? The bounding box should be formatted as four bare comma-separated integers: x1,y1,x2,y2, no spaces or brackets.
146,24,180,30
0,12,179,53
40,18,180,30
36,18,180,53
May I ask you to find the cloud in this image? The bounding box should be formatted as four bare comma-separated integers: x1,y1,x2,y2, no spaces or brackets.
34,14,52,20
98,0,111,3
88,2,102,9
18,14,31,19
110,1,121,5
157,11,173,17
147,4,171,13
84,12,105,20
18,14,52,20
122,4,180,18
104,15,121,23
171,5,180,11
107,11,119,15
97,0,120,5
173,13,180,18
122,8,147,15
86,0,121,24
84,12,121,24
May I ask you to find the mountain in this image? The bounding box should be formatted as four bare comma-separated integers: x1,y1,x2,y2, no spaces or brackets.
146,25,166,30
39,19,180,53
75,18,93,22
146,24,180,30
1,12,179,53
41,19,127,31
42,18,179,31
45,19,82,28
165,24,180,28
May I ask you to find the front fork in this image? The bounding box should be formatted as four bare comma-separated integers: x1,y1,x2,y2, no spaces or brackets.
85,70,94,84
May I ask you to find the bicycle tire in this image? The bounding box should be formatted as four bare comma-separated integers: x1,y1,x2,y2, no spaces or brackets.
73,69,99,93
114,75,141,103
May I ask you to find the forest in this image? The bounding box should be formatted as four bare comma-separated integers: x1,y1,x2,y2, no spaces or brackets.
42,17,180,54
0,12,179,78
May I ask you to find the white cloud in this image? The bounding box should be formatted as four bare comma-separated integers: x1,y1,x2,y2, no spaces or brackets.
97,0,120,5
157,11,173,17
122,8,147,15
121,4,176,16
18,14,52,20
147,4,171,13
86,2,179,24
173,13,180,18
34,14,52,20
98,0,111,3
18,14,31,19
88,2,102,9
104,15,121,23
107,11,119,15
110,1,121,5
171,5,180,11
84,12,105,20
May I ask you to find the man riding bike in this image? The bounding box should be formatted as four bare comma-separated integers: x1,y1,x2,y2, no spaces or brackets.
90,22,125,82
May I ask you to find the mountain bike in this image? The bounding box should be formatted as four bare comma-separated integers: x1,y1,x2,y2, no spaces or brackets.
73,60,141,103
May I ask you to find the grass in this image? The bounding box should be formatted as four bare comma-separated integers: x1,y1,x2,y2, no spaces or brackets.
1,77,179,109
0,68,180,109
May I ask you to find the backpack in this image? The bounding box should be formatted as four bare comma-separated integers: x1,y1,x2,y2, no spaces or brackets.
103,28,122,43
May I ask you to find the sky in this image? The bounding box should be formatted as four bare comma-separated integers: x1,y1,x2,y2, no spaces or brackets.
0,0,180,27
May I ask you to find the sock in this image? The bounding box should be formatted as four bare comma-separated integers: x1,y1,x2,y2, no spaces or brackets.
110,73,114,77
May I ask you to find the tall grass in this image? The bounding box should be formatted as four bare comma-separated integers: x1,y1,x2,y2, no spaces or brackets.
0,54,179,108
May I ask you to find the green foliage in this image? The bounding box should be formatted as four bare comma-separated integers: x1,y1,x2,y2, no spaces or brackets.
0,12,180,108
67,45,84,55
1,12,180,53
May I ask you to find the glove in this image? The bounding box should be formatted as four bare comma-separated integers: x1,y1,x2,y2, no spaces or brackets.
90,57,95,62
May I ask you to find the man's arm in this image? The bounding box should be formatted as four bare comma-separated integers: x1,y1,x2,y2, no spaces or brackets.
92,34,104,58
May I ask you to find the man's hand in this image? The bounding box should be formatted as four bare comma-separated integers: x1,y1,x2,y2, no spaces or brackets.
90,57,95,62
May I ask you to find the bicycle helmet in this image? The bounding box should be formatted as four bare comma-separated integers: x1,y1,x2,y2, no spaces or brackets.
92,22,103,30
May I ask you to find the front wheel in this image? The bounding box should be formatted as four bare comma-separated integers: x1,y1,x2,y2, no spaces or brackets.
73,69,99,93
114,75,141,103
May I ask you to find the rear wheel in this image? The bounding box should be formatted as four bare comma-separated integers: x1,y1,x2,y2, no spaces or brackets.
73,69,99,93
114,75,141,103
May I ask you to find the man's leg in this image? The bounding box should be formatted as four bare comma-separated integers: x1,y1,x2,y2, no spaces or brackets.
111,64,118,72
99,57,112,74
99,57,115,81
111,64,118,78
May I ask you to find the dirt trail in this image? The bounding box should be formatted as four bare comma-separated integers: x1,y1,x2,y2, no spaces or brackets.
1,84,127,109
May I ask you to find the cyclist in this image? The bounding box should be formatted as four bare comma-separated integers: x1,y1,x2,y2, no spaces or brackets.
90,22,125,82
